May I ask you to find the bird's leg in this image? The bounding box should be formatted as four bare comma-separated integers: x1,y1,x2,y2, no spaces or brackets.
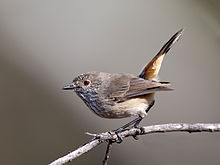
113,100,155,133
113,100,155,142
145,100,155,113
111,116,143,143
113,115,143,133
134,100,155,134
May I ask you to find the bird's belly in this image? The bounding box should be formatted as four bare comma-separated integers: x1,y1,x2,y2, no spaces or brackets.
112,97,149,118
101,94,154,119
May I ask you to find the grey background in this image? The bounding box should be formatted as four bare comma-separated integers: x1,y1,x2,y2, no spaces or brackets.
0,0,220,165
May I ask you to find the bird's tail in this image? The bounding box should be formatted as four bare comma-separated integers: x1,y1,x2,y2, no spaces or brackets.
139,29,183,80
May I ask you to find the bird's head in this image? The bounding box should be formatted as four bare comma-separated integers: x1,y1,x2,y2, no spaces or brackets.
63,72,108,96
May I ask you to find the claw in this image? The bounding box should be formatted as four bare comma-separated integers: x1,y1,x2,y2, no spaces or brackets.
108,131,124,143
115,133,123,143
140,127,145,134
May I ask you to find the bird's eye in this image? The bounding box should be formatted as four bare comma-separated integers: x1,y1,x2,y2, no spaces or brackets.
83,80,90,86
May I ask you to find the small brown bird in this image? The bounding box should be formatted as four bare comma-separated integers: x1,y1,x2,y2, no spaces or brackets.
63,29,183,132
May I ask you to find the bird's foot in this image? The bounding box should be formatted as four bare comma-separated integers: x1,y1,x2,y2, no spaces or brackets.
131,125,145,140
135,125,145,134
110,116,143,142
108,130,124,143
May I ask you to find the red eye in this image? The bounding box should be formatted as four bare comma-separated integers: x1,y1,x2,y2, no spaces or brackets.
83,80,90,86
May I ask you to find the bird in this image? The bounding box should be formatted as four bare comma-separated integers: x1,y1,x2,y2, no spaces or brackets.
63,29,183,133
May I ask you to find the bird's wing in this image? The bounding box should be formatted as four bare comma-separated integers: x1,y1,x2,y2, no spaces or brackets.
124,77,172,98
139,29,183,80
102,74,172,101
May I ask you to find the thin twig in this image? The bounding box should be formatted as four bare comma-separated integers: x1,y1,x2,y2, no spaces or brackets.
103,140,113,165
49,123,220,165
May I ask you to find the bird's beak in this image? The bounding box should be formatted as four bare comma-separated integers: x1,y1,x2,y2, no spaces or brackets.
63,83,76,90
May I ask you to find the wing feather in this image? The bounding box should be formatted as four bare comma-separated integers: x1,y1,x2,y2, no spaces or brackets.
102,74,172,102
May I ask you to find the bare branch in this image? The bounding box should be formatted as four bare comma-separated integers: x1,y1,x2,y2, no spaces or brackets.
49,123,220,165
49,138,103,165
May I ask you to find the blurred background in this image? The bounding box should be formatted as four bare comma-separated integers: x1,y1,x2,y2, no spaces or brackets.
0,0,220,164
